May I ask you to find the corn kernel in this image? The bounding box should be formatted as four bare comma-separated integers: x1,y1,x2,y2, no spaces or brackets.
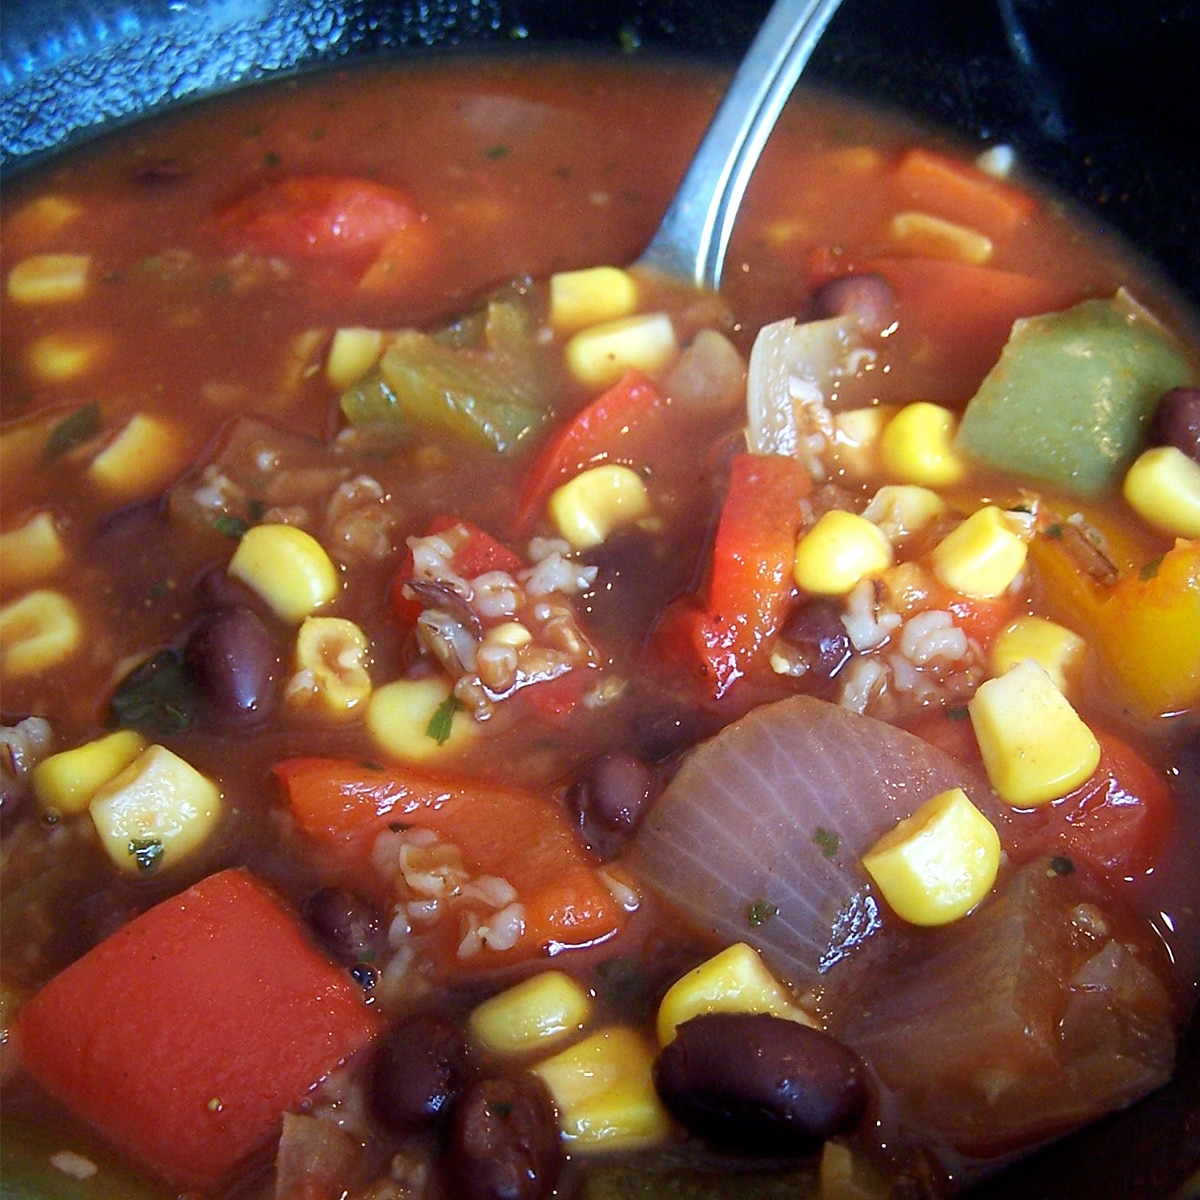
550,266,639,335
366,675,474,763
6,254,91,305
888,211,994,265
32,730,147,815
829,406,895,480
861,787,1001,925
549,464,651,549
656,942,815,1046
794,509,894,596
0,590,82,678
325,327,386,390
930,506,1028,599
862,484,948,542
87,414,186,500
287,616,372,719
820,1139,894,1200
879,402,966,487
469,970,593,1055
990,615,1087,694
228,524,339,624
4,194,84,245
531,1026,672,1151
0,512,66,589
1123,445,1200,538
968,658,1102,807
565,313,677,389
89,744,222,874
27,331,108,383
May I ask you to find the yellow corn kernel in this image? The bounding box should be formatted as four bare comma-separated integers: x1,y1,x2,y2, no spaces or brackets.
531,1026,672,1152
0,512,66,589
89,744,222,875
888,211,994,265
326,327,385,390
1123,445,1200,538
228,524,339,624
990,615,1087,694
565,312,677,389
469,970,593,1055
862,484,948,542
0,590,82,678
829,406,895,480
549,464,650,549
930,506,1028,599
968,658,1102,807
6,254,91,305
794,509,894,596
32,730,147,815
287,616,372,719
861,787,1000,926
879,402,966,487
4,194,84,245
550,266,640,335
656,942,816,1046
27,331,108,383
366,675,474,763
87,414,186,500
820,1139,894,1200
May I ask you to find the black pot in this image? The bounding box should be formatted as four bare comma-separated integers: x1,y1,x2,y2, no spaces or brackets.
2,2,1199,1197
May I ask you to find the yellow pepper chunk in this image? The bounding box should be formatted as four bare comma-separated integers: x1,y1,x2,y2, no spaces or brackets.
968,659,1101,806
861,788,1001,925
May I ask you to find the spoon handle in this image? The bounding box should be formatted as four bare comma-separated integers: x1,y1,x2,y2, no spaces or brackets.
637,0,844,290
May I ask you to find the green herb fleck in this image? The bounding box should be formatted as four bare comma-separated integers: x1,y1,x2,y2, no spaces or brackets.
426,695,462,745
945,705,970,721
212,513,250,540
813,827,840,860
1139,556,1163,581
1045,523,1064,540
1049,855,1075,876
484,144,510,161
618,22,642,52
593,957,653,1022
487,1101,513,1119
248,498,266,522
264,151,282,168
747,899,778,927
130,837,165,873
109,649,196,735
43,403,102,460
308,126,326,141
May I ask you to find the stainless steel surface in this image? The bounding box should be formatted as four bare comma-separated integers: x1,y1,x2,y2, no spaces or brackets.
636,0,845,289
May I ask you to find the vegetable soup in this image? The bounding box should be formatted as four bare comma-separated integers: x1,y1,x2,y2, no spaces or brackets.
2,53,1198,1200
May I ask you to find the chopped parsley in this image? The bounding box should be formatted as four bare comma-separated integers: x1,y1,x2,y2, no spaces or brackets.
212,513,249,540
747,899,778,927
426,696,462,745
945,705,970,721
1049,855,1075,876
484,144,510,160
1045,522,1065,540
813,827,840,860
129,837,165,873
1139,556,1163,581
109,649,196,735
44,403,102,460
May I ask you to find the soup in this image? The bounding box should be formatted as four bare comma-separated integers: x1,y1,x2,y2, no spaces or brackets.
2,53,1198,1200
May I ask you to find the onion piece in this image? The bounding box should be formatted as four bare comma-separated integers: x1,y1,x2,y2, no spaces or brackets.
626,695,1004,987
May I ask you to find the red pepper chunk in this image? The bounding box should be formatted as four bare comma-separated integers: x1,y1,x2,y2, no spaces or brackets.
13,868,382,1191
653,453,812,701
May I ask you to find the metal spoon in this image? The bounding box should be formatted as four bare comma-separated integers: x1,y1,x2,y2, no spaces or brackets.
637,0,845,290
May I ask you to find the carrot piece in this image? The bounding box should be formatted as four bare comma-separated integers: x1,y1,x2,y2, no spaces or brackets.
514,369,668,532
652,453,811,701
893,147,1038,241
12,868,382,1191
273,757,627,968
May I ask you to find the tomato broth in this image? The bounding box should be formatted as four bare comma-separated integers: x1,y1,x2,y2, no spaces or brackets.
2,53,1199,1200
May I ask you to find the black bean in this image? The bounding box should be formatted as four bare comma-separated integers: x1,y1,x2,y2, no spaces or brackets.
303,886,383,964
370,1013,470,1134
193,563,263,612
445,1073,562,1200
567,751,659,859
183,605,278,723
807,273,896,336
653,1012,869,1155
779,600,853,681
1151,386,1200,463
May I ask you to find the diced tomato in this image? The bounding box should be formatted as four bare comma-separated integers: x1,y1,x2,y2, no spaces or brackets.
391,515,524,629
272,757,627,970
13,868,382,1191
652,453,811,701
514,369,668,532
938,587,1019,648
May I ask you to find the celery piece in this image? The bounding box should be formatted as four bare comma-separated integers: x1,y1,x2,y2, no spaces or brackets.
955,291,1194,495
339,369,404,431
581,1165,820,1200
375,329,544,454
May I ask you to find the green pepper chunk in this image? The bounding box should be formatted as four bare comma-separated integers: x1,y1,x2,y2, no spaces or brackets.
954,290,1194,495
